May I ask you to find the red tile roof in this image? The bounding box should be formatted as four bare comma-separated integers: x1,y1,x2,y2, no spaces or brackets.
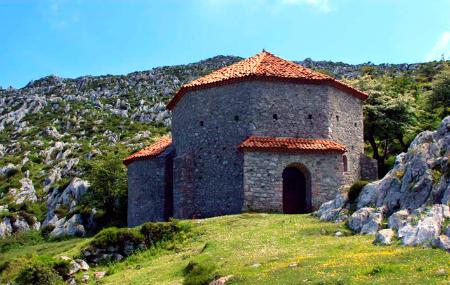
167,50,368,110
238,136,347,154
123,136,172,166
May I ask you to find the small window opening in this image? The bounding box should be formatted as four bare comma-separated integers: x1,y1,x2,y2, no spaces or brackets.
354,122,358,127
273,114,278,120
336,115,340,122
343,155,348,172
234,115,239,122
199,121,204,127
308,114,313,119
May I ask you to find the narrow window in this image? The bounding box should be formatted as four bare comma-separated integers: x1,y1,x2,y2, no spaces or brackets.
308,114,312,119
336,115,340,122
273,114,278,120
354,122,358,127
234,115,239,122
199,121,204,127
343,155,348,172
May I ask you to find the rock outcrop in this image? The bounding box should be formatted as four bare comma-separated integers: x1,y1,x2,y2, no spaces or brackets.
42,178,90,238
315,116,450,252
0,213,41,238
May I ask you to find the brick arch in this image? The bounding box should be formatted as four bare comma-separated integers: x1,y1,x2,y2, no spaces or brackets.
282,163,312,214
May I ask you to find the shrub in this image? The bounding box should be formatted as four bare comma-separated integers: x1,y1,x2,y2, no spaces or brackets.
348,180,369,202
183,259,217,285
5,167,20,178
53,205,69,219
140,220,182,245
19,210,36,225
41,224,56,238
14,256,69,285
0,230,44,253
80,152,128,227
89,227,144,249
0,261,10,274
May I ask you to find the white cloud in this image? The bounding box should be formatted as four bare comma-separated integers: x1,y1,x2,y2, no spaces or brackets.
426,31,450,61
281,0,331,12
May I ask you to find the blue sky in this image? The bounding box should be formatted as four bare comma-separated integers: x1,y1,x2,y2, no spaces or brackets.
1,0,450,88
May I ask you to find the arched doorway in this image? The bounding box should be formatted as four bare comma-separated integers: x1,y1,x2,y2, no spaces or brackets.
282,165,311,214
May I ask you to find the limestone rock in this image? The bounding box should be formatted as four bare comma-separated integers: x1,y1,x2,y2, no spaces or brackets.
94,272,106,279
314,191,347,222
8,178,37,204
398,205,449,246
432,235,450,252
209,275,234,285
49,214,86,238
374,229,395,245
43,177,89,232
348,207,383,234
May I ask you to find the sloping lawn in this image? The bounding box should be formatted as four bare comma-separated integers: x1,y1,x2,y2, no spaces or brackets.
93,214,450,284
1,214,449,284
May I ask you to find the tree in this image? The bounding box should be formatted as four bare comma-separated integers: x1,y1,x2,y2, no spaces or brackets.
429,66,450,118
82,152,128,227
364,91,415,177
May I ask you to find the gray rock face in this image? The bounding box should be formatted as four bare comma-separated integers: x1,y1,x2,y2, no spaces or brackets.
315,117,450,251
374,229,395,245
42,178,89,238
8,178,37,204
357,117,450,213
432,235,450,252
0,214,41,238
348,207,383,234
397,205,449,246
314,191,348,222
49,214,86,238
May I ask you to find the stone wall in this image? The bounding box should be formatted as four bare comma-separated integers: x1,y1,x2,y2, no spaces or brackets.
127,146,174,226
359,154,378,181
171,80,362,218
326,86,364,184
242,151,344,212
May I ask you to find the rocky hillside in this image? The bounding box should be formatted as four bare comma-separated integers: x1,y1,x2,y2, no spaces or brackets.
0,55,447,239
316,116,450,251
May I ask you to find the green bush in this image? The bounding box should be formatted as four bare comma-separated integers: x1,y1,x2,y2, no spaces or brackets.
5,168,20,178
0,230,44,253
41,224,56,238
80,152,128,227
348,180,369,202
53,205,69,219
140,220,182,245
183,259,217,285
14,256,69,285
89,227,144,249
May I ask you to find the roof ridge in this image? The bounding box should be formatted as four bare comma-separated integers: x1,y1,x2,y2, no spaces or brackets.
166,51,368,110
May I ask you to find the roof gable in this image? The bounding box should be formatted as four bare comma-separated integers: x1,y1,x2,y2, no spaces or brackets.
167,51,368,110
123,136,172,166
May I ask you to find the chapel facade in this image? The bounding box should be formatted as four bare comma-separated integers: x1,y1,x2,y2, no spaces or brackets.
124,51,376,227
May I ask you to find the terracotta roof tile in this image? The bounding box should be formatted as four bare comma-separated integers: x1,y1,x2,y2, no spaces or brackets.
123,136,172,166
167,50,368,110
238,136,347,153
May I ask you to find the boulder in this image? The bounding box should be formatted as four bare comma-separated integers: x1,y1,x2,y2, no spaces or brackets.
43,178,89,231
49,214,86,238
348,207,383,234
374,229,395,245
432,235,450,252
316,117,450,251
398,205,449,246
314,191,347,222
8,178,37,204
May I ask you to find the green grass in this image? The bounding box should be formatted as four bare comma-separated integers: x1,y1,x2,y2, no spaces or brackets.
1,214,449,284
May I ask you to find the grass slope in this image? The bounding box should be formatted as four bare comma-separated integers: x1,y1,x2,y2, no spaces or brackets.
2,214,449,284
